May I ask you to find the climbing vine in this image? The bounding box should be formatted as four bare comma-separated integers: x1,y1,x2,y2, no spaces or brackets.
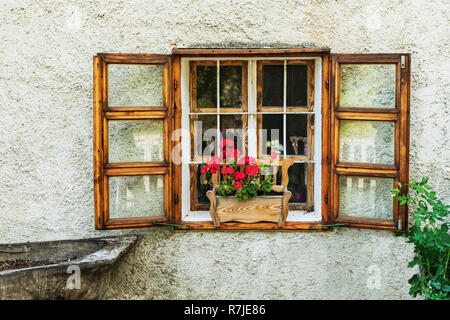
392,177,450,300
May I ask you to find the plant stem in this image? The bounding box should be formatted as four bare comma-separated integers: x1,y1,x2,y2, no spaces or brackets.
444,249,450,279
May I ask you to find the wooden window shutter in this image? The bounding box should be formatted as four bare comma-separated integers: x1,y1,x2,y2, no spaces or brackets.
330,54,410,231
93,53,174,229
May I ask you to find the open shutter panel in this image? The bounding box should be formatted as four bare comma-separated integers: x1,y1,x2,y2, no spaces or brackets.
93,53,173,229
330,54,410,231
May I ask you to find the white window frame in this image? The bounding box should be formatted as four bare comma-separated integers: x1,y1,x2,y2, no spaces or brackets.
180,57,323,222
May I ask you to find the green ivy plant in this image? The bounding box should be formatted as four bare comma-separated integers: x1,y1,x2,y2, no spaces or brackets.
392,177,450,300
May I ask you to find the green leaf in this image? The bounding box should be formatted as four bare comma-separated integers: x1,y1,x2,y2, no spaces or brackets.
408,274,419,284
408,260,418,268
431,282,442,290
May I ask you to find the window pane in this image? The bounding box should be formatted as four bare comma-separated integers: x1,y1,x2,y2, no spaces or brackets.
287,64,308,107
109,120,164,163
339,120,394,165
220,115,244,155
262,64,283,106
286,114,308,156
109,175,165,218
339,64,396,109
197,165,212,205
288,163,307,203
192,115,217,159
261,114,284,156
108,64,163,107
338,176,393,220
220,66,242,109
196,65,217,108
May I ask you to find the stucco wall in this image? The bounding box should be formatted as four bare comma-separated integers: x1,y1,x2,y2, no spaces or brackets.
1,0,449,299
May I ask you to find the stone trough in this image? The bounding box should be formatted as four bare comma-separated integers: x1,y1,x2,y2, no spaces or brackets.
0,236,137,300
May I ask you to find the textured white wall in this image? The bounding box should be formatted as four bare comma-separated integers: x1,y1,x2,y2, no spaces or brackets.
1,0,449,299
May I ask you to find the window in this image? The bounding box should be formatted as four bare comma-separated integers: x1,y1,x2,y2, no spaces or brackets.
330,54,410,230
186,59,315,212
256,60,315,211
188,60,248,211
181,57,320,226
93,54,173,229
93,49,410,231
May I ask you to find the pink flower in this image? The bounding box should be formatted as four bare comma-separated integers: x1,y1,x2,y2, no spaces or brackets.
237,156,257,165
219,139,234,149
201,166,208,175
221,148,241,161
207,155,219,165
227,148,241,158
270,152,278,160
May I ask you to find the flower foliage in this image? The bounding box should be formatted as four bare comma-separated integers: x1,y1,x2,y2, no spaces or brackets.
392,177,450,300
201,139,274,201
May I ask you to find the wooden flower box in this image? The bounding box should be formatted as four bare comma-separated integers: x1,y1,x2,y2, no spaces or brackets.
206,159,293,227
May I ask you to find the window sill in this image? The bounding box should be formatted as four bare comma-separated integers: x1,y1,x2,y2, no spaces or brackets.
174,221,330,231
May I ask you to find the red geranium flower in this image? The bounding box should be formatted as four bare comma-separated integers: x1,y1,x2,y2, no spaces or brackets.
234,171,246,180
245,165,261,176
234,181,242,189
210,166,219,174
221,167,234,174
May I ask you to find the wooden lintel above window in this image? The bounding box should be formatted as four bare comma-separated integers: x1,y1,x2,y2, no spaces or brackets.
171,48,331,57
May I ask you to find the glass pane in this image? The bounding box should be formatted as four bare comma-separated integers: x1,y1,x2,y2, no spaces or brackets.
108,64,163,107
109,175,165,218
220,66,242,109
196,65,217,108
339,64,396,109
288,163,307,203
261,114,284,156
220,115,244,155
109,120,164,163
196,165,212,205
287,64,308,107
286,114,308,156
192,115,217,159
338,176,394,220
339,120,394,165
262,64,283,106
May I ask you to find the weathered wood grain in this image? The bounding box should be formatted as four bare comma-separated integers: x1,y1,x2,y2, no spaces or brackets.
215,195,283,224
